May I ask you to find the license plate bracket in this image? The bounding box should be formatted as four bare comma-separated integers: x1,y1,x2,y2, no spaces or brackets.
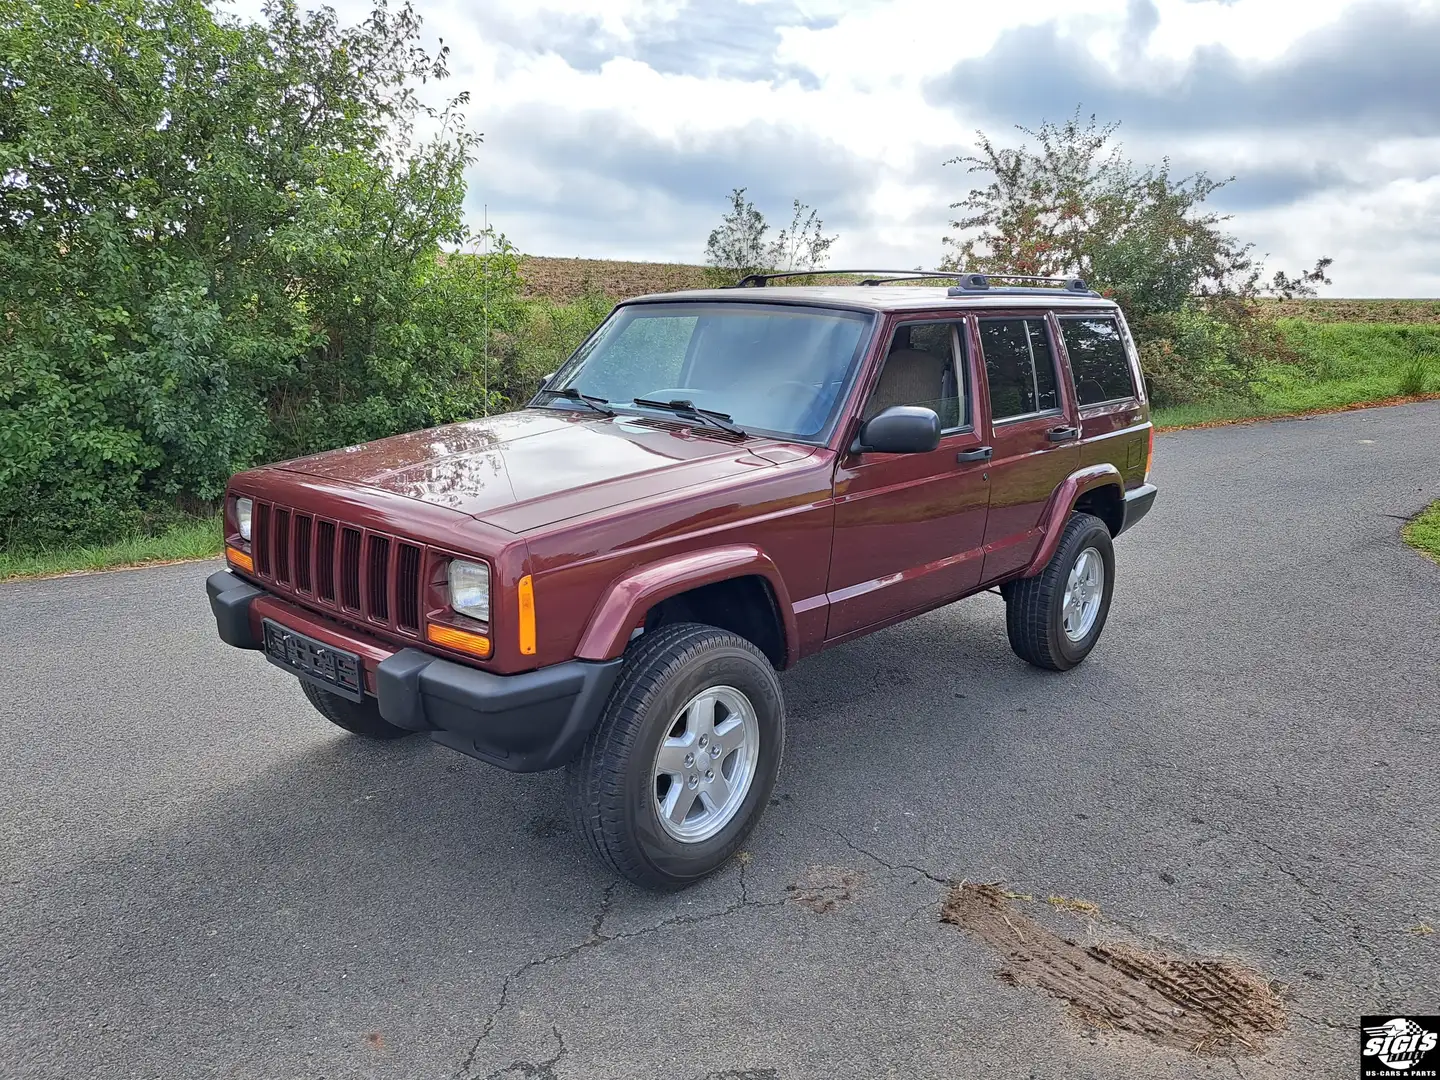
262,619,364,702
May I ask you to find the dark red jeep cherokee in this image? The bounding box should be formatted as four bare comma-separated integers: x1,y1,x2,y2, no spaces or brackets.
208,271,1157,888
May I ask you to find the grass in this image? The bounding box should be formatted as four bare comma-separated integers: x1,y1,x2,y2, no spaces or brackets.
1153,320,1440,429
0,513,222,582
1403,502,1440,564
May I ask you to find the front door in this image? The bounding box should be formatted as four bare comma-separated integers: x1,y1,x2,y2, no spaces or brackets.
826,319,992,640
975,314,1081,581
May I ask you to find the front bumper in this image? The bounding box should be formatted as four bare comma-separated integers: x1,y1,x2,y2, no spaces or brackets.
206,570,623,772
1117,483,1158,536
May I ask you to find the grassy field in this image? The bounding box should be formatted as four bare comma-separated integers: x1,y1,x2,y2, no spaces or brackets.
1403,502,1440,564
0,514,222,582
1151,320,1439,428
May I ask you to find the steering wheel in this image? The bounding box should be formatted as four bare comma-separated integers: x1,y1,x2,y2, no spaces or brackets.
767,380,828,434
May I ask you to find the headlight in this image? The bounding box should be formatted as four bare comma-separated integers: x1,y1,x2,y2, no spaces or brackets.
448,559,491,623
236,497,253,542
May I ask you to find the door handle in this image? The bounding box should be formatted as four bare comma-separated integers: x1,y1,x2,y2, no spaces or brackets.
956,446,993,463
1047,426,1080,442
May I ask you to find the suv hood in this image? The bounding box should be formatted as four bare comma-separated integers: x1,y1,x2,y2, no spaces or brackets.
273,408,802,532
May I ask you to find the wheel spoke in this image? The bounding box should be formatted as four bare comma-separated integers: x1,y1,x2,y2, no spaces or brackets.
702,769,734,812
713,715,746,754
662,780,699,826
654,737,694,776
685,692,719,737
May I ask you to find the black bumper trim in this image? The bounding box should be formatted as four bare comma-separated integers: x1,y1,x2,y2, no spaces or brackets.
207,571,626,773
378,649,624,773
1118,483,1158,536
207,570,262,649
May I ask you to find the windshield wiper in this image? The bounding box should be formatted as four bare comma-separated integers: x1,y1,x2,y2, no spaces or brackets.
536,385,615,416
631,397,746,437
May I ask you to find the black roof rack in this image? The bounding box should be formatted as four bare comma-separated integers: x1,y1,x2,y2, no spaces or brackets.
729,268,1100,297
731,269,970,287
945,273,1096,297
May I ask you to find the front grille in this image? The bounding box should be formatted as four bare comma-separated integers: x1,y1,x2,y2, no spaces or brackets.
249,501,427,638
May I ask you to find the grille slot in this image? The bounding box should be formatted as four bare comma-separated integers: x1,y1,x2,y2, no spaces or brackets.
254,503,271,575
396,544,422,631
273,508,291,584
339,528,363,611
315,521,337,601
367,536,391,622
294,515,313,592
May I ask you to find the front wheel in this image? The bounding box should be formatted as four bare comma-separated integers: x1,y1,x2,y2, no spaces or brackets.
566,623,785,889
1005,512,1115,671
300,680,415,740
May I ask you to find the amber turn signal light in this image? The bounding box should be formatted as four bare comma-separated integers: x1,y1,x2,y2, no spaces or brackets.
427,623,492,659
517,575,537,656
225,545,254,573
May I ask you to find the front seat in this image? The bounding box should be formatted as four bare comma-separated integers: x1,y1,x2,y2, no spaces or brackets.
864,348,951,424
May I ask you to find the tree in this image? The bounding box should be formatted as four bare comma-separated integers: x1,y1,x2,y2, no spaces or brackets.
0,0,515,548
704,188,771,283
769,199,838,275
703,190,838,284
940,112,1332,404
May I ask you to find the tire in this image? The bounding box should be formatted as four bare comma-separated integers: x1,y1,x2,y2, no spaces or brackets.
300,679,415,740
566,623,785,890
1005,512,1115,672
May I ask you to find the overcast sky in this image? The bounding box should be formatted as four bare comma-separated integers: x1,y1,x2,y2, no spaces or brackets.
229,0,1440,296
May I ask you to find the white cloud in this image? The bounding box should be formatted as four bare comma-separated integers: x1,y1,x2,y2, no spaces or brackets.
223,0,1440,295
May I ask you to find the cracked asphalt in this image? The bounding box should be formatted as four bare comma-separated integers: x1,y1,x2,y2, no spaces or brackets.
3,401,1438,1080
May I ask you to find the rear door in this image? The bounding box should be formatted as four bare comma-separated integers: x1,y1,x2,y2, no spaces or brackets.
826,318,992,640
975,312,1081,582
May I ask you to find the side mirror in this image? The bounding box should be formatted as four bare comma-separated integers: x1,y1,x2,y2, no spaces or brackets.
539,371,556,391
853,405,942,455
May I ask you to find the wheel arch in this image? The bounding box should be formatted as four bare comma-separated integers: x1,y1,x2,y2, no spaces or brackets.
575,546,796,669
1020,464,1125,578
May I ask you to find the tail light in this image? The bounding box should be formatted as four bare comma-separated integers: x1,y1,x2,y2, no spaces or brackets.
1144,427,1155,483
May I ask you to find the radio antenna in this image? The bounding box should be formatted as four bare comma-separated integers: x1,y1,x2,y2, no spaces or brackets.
482,203,490,417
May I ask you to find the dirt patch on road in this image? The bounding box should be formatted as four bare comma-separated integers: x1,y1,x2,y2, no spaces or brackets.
787,866,864,914
941,884,1286,1056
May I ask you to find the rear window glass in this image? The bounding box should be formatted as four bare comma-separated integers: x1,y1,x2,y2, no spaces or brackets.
978,318,1060,420
1060,317,1136,405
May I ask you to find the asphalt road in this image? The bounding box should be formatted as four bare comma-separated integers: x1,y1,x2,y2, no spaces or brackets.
3,401,1438,1080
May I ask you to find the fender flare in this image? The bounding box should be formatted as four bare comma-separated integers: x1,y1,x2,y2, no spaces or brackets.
575,545,798,664
1020,464,1124,577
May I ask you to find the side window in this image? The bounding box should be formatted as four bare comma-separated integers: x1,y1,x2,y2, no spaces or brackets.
862,322,967,430
1060,316,1136,405
978,318,1060,421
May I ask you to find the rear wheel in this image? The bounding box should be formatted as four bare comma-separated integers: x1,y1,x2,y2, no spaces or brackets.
300,680,414,740
1005,512,1115,671
566,623,785,890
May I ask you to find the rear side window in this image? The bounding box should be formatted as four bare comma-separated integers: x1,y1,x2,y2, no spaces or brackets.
1060,317,1136,405
978,318,1059,421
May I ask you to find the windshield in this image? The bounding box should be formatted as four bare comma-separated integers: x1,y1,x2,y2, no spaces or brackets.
539,302,875,440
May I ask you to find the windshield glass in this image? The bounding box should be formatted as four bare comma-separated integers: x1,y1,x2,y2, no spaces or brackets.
541,302,875,440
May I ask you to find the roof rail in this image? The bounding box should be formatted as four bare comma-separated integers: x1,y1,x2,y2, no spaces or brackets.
731,269,973,288
946,273,1097,297
728,268,1101,297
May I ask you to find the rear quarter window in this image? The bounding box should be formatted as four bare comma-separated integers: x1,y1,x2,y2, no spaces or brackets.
1059,316,1136,406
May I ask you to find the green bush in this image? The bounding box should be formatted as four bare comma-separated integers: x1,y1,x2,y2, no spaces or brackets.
0,0,518,551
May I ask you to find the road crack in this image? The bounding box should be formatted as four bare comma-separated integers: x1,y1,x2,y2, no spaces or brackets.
836,832,952,885
456,861,784,1078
